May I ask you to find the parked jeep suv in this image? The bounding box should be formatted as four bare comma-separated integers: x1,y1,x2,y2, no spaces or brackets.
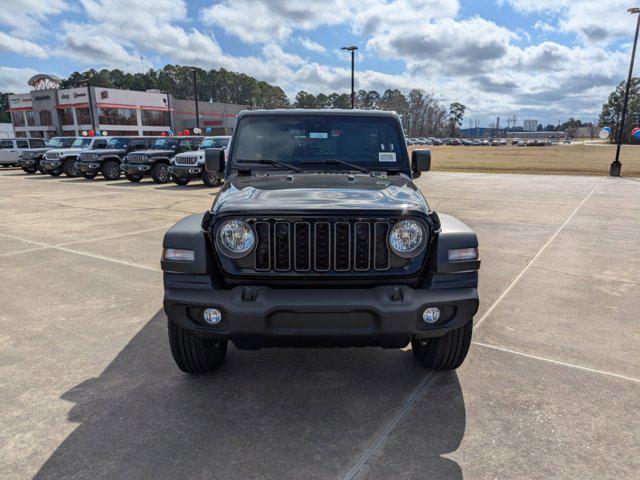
169,136,230,186
121,136,203,183
161,110,480,374
19,137,76,174
1,138,47,168
41,136,109,177
75,136,156,180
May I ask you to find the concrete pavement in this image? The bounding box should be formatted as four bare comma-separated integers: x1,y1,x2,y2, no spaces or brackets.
0,169,638,479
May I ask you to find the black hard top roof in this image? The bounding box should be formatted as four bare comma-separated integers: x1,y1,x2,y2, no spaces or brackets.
237,109,400,119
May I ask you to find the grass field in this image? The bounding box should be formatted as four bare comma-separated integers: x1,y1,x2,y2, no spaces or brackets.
411,144,640,176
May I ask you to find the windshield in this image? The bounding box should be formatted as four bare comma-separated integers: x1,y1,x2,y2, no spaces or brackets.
48,137,75,148
107,138,131,149
201,137,229,149
70,138,93,148
151,138,178,149
231,115,408,172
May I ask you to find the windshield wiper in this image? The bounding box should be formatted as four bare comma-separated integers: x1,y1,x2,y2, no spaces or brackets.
237,159,303,173
301,159,371,174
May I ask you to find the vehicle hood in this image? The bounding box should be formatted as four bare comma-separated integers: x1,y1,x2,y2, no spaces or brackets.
89,148,125,156
133,149,174,156
212,173,429,216
46,148,88,156
175,150,204,158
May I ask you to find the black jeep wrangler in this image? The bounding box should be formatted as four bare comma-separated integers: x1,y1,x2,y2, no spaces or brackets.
161,110,480,374
121,136,203,183
19,137,75,174
75,136,156,180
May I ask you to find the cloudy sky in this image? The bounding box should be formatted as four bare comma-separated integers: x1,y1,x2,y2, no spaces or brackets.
0,0,635,125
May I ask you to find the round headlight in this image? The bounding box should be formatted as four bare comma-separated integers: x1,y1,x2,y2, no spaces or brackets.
389,220,426,258
217,220,255,258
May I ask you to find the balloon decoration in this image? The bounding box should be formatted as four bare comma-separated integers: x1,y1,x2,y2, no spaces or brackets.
183,129,190,136
88,130,95,137
95,131,101,136
193,127,201,134
160,132,166,137
634,128,640,140
599,126,612,140
177,131,182,136
102,131,108,136
81,131,88,136
167,130,174,136
205,127,212,134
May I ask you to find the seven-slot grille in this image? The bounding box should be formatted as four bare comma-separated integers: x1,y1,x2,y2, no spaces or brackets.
175,154,199,166
247,219,395,273
127,153,147,163
81,152,100,162
45,152,59,160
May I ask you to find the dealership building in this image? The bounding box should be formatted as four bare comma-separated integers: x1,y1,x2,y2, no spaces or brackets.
7,74,247,139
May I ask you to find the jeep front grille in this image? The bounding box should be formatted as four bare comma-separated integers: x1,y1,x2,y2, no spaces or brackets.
240,219,398,273
45,152,58,160
175,155,199,166
128,153,147,163
81,152,100,162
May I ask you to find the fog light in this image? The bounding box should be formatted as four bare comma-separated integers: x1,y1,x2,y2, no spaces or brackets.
202,308,222,325
422,307,441,324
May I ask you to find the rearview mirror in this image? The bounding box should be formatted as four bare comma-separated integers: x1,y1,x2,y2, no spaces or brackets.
411,149,431,178
205,148,225,174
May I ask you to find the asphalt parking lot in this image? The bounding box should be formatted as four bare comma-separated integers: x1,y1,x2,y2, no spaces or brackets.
1,169,638,479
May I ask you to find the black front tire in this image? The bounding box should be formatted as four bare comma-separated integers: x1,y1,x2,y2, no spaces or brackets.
21,166,37,174
124,172,143,182
151,163,170,183
82,172,98,179
172,175,190,185
63,160,79,177
411,320,472,370
49,169,62,177
102,160,121,180
168,320,227,374
202,170,222,187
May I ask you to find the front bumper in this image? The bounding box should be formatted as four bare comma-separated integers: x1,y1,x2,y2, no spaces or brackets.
41,159,61,171
163,273,479,349
19,158,38,167
169,165,203,178
122,163,150,174
76,161,101,173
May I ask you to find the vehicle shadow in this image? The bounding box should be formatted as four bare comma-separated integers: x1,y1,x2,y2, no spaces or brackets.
154,184,217,191
34,310,466,480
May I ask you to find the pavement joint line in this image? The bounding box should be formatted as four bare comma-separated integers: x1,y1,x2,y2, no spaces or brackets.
0,232,161,272
474,176,605,330
340,371,438,480
0,246,50,257
472,342,640,384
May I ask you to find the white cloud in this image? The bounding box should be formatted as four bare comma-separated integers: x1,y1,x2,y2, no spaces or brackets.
201,0,352,43
0,31,48,58
502,0,636,44
0,0,68,36
298,37,327,54
0,66,40,93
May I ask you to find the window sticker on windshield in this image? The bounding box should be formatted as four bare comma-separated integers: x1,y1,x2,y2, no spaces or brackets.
310,132,328,139
379,152,396,163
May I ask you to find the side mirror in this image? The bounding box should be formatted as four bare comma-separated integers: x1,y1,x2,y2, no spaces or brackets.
205,148,225,174
411,149,431,178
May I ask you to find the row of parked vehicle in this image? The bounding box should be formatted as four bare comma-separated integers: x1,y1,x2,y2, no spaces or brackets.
406,137,561,147
7,134,231,186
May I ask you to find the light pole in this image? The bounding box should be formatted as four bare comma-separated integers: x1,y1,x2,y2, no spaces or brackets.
79,79,95,132
341,45,358,109
189,67,200,131
611,7,640,176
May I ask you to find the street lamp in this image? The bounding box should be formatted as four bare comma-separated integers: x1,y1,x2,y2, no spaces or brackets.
79,79,96,132
611,7,640,176
189,67,200,131
341,45,358,109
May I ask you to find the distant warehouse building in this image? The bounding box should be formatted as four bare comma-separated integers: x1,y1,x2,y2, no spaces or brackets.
7,74,247,139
